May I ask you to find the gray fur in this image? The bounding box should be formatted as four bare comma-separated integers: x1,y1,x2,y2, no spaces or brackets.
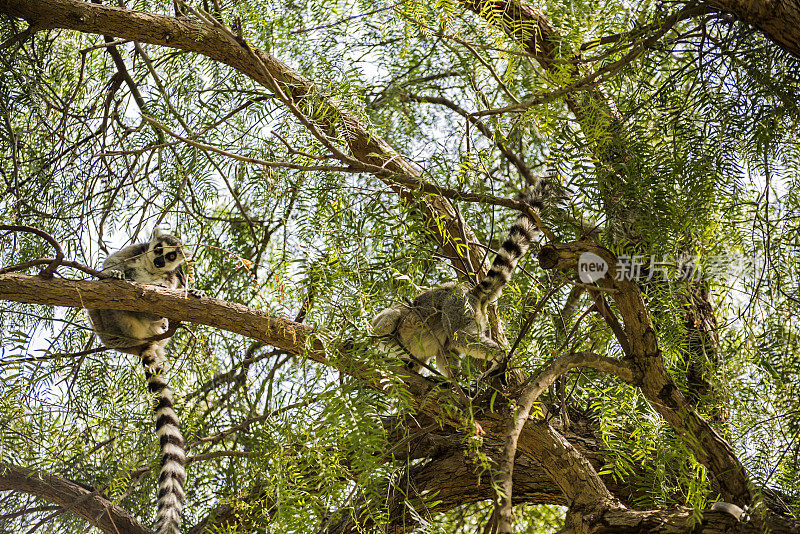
371,191,542,378
88,227,203,534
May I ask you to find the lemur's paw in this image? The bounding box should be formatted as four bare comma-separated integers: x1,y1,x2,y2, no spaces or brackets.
107,270,126,280
188,288,207,299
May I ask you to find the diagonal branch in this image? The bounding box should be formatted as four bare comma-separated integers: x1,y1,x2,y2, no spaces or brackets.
404,93,538,187
496,352,636,532
454,0,753,503
0,272,610,509
0,463,152,534
0,272,340,376
702,0,800,58
0,0,487,277
537,242,751,506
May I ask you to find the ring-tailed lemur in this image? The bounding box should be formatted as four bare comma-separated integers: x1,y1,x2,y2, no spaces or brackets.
371,190,543,378
87,227,204,534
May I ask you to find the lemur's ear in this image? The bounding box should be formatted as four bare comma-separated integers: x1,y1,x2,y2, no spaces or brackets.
150,227,163,241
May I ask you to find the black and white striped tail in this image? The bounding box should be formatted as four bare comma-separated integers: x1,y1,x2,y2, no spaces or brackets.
141,343,185,534
471,191,543,304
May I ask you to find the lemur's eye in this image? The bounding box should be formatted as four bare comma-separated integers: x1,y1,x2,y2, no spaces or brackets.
166,252,177,261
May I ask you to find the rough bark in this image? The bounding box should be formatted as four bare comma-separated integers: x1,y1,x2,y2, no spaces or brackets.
2,265,799,533
684,280,727,423
326,413,794,534
538,243,751,506
594,507,799,534
460,0,745,517
0,0,487,277
0,273,408,397
0,273,314,355
4,438,798,534
704,0,800,58
329,433,800,534
0,463,152,534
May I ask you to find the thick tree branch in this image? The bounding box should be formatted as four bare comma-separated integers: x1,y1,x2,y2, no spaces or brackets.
496,352,636,532
0,272,340,372
0,0,489,278
592,506,800,534
0,463,152,534
703,0,800,58
538,242,751,507
0,273,609,515
327,418,800,534
459,0,752,513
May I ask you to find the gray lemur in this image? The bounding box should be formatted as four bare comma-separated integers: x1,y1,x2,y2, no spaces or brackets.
371,191,542,378
87,227,204,534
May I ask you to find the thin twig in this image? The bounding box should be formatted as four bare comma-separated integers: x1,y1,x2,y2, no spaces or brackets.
0,257,106,278
290,3,398,34
189,393,332,449
473,6,708,118
140,115,355,172
0,225,64,278
406,94,536,187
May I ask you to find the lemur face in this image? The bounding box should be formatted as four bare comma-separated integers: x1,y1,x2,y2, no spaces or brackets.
149,227,188,271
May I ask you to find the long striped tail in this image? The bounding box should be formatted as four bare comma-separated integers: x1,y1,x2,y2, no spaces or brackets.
471,191,543,304
141,343,185,534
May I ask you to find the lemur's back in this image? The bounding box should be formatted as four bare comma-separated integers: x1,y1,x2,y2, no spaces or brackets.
371,189,543,378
